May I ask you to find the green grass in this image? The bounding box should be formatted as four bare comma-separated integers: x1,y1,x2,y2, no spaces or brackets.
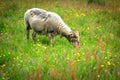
0,0,120,80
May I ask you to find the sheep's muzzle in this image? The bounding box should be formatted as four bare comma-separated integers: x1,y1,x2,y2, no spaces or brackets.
73,41,80,49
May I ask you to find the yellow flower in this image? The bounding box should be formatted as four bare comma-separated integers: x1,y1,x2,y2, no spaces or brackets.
13,57,16,60
43,46,47,49
18,64,20,66
66,57,69,60
8,52,11,54
16,56,19,60
105,69,108,72
2,64,6,68
114,55,117,57
107,61,111,66
101,64,104,68
105,57,107,59
97,75,100,78
20,60,23,63
77,52,80,56
93,67,96,70
37,43,41,47
90,55,94,59
87,27,90,30
75,13,79,17
2,77,5,80
77,59,80,62
110,33,114,38
83,58,86,61
74,52,80,57
81,13,86,17
112,63,115,66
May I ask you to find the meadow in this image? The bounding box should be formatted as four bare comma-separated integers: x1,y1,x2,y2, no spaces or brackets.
0,0,120,80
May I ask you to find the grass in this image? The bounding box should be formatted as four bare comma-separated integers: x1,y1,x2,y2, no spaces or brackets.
0,0,120,80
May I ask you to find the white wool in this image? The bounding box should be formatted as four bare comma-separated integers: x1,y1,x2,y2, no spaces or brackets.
24,8,72,36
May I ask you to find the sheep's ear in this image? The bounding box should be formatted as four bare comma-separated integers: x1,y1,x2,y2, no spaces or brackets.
74,31,79,36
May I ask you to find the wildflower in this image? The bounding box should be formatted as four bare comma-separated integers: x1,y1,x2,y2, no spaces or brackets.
20,60,23,63
13,57,16,60
93,67,96,70
101,64,104,68
112,63,115,66
83,58,86,61
82,52,85,55
12,64,15,67
2,77,5,80
75,13,79,17
8,52,11,54
77,59,80,62
16,56,19,60
117,62,119,64
110,33,114,38
80,13,86,17
107,61,111,66
87,27,90,30
18,64,20,66
72,60,76,65
83,67,86,70
105,57,107,59
43,46,47,49
97,75,100,78
66,57,70,60
37,43,41,47
2,64,6,68
76,52,80,57
105,69,108,72
83,43,85,46
90,55,94,59
114,55,117,57
107,51,110,54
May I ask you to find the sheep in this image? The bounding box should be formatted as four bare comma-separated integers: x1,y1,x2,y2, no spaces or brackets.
24,8,80,48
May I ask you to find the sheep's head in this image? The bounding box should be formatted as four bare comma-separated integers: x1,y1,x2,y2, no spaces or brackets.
68,31,80,48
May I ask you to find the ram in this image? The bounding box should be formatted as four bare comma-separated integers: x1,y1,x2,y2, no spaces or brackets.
24,8,80,48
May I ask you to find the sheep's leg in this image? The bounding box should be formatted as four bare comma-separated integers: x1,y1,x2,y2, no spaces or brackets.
27,29,30,40
32,31,36,43
50,37,54,45
48,33,54,45
25,21,31,40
